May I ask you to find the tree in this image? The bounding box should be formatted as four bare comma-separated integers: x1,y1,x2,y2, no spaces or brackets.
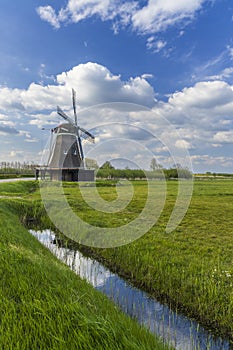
85,158,99,169
100,161,115,169
150,158,162,171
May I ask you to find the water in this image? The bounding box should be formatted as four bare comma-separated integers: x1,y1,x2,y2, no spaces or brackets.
30,229,231,350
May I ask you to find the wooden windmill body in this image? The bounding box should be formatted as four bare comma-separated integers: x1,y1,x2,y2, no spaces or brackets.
37,90,95,181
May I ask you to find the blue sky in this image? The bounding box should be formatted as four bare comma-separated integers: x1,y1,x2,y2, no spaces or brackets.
1,0,233,172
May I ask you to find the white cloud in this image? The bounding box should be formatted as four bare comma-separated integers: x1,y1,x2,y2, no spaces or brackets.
0,120,15,127
190,50,226,82
36,6,61,29
64,0,113,22
155,40,167,51
213,130,233,143
146,37,167,52
36,0,210,35
132,0,206,33
207,67,233,80
9,150,24,158
0,62,156,126
18,130,33,139
37,1,138,30
29,111,60,129
0,123,19,135
38,63,56,85
0,87,24,111
134,79,233,163
1,66,233,146
24,138,38,143
56,62,156,107
168,81,233,109
141,73,154,80
191,154,233,169
0,114,8,120
175,139,192,149
195,46,233,82
227,45,233,60
20,83,68,111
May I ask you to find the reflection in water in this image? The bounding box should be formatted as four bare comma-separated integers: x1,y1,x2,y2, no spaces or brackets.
30,229,231,350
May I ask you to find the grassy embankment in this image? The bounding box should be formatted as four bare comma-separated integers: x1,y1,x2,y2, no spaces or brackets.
57,179,233,342
0,181,171,350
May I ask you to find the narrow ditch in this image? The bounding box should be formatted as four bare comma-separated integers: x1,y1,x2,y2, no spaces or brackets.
30,229,231,350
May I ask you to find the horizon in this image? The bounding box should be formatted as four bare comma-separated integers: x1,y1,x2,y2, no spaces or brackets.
1,158,233,175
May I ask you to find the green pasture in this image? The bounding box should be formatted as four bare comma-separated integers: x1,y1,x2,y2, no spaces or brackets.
59,179,233,341
0,182,171,350
0,178,233,344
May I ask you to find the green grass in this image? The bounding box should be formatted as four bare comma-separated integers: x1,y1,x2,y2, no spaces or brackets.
56,179,233,342
0,187,171,350
0,180,37,196
1,179,233,345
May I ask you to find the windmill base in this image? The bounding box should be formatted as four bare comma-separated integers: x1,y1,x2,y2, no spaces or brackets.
36,167,95,182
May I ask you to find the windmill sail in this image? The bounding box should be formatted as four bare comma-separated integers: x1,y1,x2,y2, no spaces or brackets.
57,106,75,126
79,127,95,142
72,88,77,125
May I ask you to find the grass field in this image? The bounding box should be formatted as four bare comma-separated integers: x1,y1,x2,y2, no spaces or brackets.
56,179,233,342
1,179,233,345
0,182,171,350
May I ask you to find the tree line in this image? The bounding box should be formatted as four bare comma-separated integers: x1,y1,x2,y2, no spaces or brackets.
0,159,193,180
0,161,36,175
96,161,192,180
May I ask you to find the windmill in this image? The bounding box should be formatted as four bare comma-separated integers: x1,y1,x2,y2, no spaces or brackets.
39,89,95,182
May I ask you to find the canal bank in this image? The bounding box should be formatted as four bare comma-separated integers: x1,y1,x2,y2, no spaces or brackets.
0,197,171,350
30,228,231,350
1,180,233,349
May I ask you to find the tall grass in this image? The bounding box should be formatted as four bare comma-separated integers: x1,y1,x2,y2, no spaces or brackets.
2,179,233,343
60,179,233,341
0,187,171,350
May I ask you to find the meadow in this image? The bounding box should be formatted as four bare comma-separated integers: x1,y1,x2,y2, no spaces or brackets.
0,181,171,350
59,179,233,342
1,178,233,346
